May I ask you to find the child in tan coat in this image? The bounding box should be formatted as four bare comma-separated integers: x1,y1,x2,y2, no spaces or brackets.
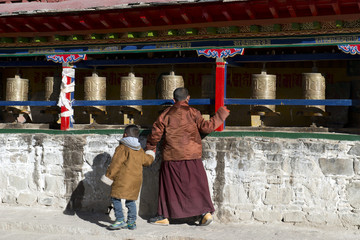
101,125,155,230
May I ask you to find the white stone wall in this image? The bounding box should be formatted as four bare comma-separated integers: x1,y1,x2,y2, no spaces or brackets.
1,133,360,228
202,137,360,228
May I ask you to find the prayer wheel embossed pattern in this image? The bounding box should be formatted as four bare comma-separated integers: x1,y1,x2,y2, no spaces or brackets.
302,73,326,112
6,75,29,113
84,73,106,112
45,76,61,101
159,71,184,99
120,73,143,112
251,73,276,112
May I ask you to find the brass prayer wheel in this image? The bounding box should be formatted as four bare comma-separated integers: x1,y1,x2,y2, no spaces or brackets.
45,76,61,101
251,72,276,112
302,73,326,112
201,74,215,98
159,71,184,99
120,72,143,113
6,75,29,113
84,73,106,112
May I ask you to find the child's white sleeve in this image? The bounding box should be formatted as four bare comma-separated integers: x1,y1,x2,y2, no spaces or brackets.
101,175,113,186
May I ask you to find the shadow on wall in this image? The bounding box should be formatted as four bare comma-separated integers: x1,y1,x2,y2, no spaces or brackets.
63,153,112,218
138,150,162,220
63,146,162,223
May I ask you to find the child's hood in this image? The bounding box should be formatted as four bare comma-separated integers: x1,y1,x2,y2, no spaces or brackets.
120,136,141,151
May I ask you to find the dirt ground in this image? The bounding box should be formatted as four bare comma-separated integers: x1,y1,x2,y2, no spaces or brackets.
0,206,359,240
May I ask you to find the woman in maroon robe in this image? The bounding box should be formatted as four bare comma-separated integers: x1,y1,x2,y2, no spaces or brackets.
146,87,230,226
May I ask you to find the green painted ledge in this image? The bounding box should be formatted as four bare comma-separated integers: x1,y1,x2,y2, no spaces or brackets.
0,129,359,141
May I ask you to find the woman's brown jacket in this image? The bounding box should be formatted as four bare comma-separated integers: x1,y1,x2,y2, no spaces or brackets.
146,101,229,161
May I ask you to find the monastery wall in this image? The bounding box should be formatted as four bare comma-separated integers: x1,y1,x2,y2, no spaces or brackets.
1,132,360,228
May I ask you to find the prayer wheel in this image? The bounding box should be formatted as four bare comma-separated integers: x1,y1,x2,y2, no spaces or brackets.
120,72,143,113
159,71,184,99
201,74,215,98
6,75,29,113
251,72,276,112
302,73,326,112
84,73,106,112
45,76,61,101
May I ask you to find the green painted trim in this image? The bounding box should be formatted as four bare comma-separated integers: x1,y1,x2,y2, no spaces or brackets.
0,129,124,135
207,131,360,141
0,129,359,141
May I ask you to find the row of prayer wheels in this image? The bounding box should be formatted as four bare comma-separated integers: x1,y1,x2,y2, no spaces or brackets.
252,72,326,114
4,71,325,118
5,71,189,116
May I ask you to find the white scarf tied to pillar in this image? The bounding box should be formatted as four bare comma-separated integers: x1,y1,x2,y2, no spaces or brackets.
58,67,75,123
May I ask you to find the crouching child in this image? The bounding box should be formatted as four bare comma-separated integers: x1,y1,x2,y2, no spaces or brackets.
101,124,155,230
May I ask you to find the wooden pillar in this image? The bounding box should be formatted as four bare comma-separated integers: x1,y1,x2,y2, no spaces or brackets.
60,64,75,130
46,54,87,130
215,58,227,131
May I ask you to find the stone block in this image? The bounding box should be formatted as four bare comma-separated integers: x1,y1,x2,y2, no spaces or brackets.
290,159,315,176
249,158,265,172
248,186,264,204
264,185,292,205
223,184,249,205
355,159,360,175
10,154,28,163
45,176,63,194
202,150,216,160
348,144,360,156
253,210,282,222
234,210,253,221
42,152,63,165
306,212,326,224
267,154,285,162
324,212,342,226
283,141,303,150
216,138,233,151
88,141,107,149
48,166,64,176
0,173,7,189
70,151,84,165
346,182,360,209
303,142,325,153
202,140,217,151
9,175,28,190
339,213,360,227
2,194,16,204
319,158,354,176
39,197,53,206
266,162,282,174
282,211,306,223
17,193,37,205
254,142,281,152
8,136,31,150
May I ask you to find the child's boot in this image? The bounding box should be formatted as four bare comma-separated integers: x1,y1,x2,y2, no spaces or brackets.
108,220,127,230
127,221,137,230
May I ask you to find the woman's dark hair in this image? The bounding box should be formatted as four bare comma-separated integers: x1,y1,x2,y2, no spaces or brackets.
173,87,189,101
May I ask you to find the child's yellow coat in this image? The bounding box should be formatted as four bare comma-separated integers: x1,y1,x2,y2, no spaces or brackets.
104,144,154,200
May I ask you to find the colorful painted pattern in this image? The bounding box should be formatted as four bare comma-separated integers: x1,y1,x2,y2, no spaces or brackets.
46,54,87,63
197,48,244,58
338,44,360,55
